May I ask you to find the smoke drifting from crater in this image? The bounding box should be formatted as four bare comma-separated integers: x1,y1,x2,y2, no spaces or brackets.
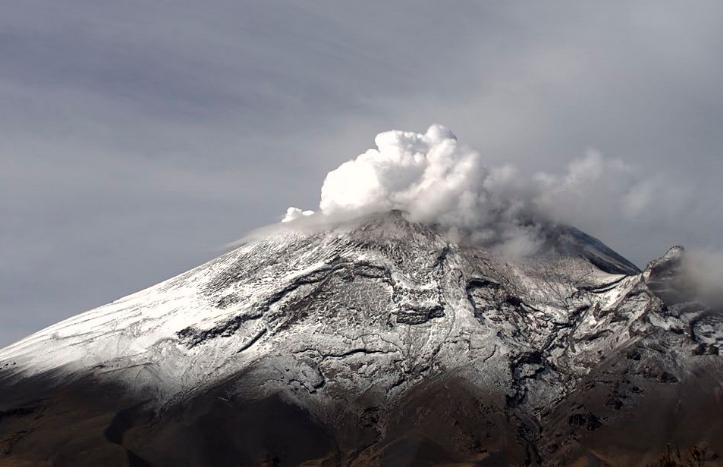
318,125,522,227
685,248,723,308
284,124,674,259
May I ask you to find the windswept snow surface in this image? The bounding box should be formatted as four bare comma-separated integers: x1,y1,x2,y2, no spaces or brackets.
0,211,720,466
0,212,642,395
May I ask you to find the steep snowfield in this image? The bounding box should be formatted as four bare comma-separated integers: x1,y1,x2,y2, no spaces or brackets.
0,211,720,466
0,213,641,392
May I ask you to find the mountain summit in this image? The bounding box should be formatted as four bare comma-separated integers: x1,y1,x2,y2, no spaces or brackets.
0,211,721,466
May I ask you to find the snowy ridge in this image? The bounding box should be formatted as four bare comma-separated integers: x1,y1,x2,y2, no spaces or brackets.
0,211,720,465
0,212,701,396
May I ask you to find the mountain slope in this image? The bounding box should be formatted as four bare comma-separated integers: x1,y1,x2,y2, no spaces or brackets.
0,211,721,466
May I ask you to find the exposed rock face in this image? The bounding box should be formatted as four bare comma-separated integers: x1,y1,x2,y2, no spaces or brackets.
0,211,721,466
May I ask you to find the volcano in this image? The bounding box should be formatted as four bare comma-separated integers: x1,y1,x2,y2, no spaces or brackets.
0,211,721,466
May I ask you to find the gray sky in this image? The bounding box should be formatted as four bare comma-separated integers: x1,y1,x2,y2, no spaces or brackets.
2,1,722,347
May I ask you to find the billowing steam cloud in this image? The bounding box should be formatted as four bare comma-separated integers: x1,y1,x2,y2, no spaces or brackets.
280,124,723,299
282,207,315,223
282,125,665,255
685,249,723,308
283,124,549,256
318,125,487,225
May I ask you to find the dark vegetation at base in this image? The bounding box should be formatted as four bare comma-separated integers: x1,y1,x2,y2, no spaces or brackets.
104,402,154,467
0,365,721,467
0,370,338,467
652,444,711,467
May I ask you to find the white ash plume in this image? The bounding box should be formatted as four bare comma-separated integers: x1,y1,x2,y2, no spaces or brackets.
284,124,669,257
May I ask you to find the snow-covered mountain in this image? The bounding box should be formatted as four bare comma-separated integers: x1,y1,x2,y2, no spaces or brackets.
0,211,721,466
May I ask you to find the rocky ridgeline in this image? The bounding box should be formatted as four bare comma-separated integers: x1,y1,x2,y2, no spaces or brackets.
0,211,721,466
